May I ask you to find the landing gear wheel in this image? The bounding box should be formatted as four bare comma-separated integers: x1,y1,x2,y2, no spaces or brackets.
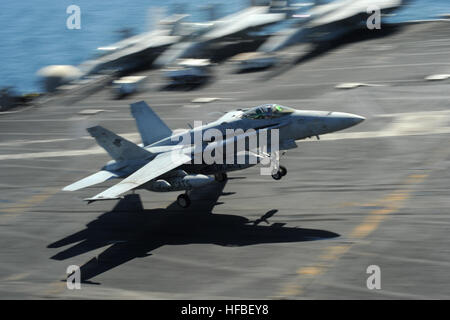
214,172,228,182
177,194,191,208
272,166,286,180
271,171,282,180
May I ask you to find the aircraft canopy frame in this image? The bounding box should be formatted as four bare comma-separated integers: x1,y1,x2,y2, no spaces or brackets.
241,104,295,120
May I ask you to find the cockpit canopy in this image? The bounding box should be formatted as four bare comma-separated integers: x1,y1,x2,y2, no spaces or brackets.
241,104,295,120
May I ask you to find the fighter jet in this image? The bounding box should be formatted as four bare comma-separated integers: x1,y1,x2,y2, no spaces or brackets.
154,4,288,67
78,14,187,76
260,0,405,52
63,101,365,207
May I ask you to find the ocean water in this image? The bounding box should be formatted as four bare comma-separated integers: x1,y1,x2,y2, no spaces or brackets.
0,0,448,94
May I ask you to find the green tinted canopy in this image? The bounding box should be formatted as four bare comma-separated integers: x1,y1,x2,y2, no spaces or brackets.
242,104,295,119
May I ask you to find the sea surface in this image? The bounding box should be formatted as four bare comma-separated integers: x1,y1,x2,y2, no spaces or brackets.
0,0,449,94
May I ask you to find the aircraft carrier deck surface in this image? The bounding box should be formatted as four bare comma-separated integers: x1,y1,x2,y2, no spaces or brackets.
1,20,450,299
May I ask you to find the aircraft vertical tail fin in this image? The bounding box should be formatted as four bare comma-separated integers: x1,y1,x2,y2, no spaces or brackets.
87,126,152,162
130,101,172,146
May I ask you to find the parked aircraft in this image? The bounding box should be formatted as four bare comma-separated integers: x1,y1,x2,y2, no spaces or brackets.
260,0,405,52
154,5,288,66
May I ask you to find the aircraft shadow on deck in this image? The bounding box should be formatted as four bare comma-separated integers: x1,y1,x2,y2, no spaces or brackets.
48,181,339,283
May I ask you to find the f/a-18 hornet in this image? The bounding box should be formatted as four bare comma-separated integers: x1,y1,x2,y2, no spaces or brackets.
63,101,364,207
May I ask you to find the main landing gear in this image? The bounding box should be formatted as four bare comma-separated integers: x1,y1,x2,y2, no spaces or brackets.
214,172,228,182
177,193,191,208
271,165,287,180
177,173,228,208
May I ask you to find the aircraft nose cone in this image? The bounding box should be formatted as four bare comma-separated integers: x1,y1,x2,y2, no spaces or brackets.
349,114,365,125
331,112,365,129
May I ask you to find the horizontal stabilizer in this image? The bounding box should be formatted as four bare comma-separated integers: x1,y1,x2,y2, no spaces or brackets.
63,170,118,191
87,125,152,162
130,101,172,146
86,150,192,201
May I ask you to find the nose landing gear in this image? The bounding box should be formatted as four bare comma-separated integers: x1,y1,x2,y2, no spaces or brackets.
271,165,287,180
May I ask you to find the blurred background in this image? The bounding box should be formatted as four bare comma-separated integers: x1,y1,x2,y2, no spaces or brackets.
1,0,450,299
0,0,449,95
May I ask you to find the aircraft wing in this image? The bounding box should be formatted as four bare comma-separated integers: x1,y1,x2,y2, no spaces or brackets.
308,0,403,27
153,41,205,67
85,150,192,202
259,27,304,53
203,13,285,41
63,170,119,191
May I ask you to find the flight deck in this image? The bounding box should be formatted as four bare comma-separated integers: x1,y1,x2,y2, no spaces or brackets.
0,20,450,299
